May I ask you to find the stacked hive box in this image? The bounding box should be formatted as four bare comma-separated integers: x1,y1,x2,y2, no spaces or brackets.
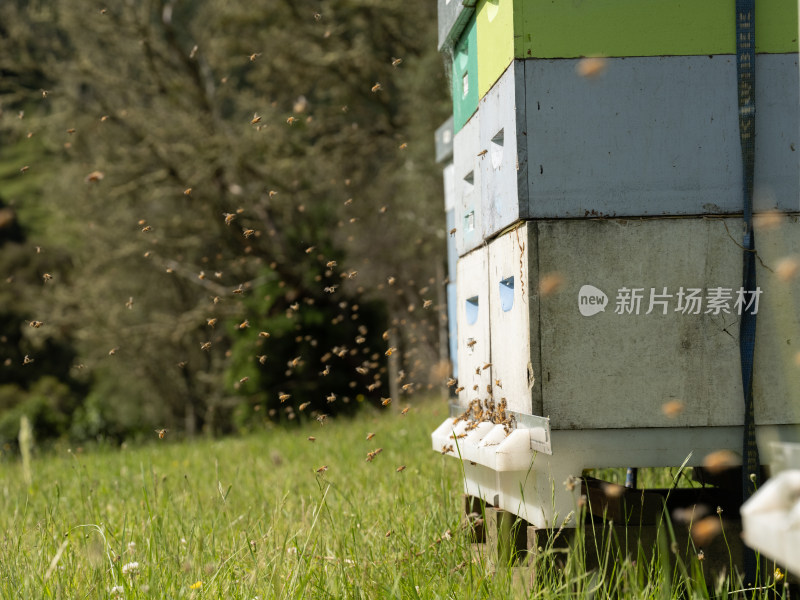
433,0,800,527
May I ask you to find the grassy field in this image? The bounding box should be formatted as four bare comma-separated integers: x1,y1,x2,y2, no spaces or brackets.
0,396,788,599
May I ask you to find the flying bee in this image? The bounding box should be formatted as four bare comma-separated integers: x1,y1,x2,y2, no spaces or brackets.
239,376,249,384
155,428,168,439
214,272,222,278
482,363,492,370
109,347,119,356
423,299,433,309
401,406,410,415
371,82,382,92
207,318,217,328
347,271,358,279
141,225,152,232
307,436,316,442
201,342,212,351
366,432,376,441
324,285,337,293
449,228,457,237
23,355,34,365
356,366,368,375
286,116,297,125
315,465,328,474
472,384,479,391
224,213,236,225
238,320,249,329
475,367,480,375
257,355,268,364
343,198,353,206
66,128,76,134
398,142,408,150
466,339,477,349
305,246,316,254
385,347,397,357
381,397,392,406
316,414,328,424
401,383,413,392
198,271,206,280
125,297,134,310
391,57,403,67
258,331,270,338
28,321,44,328
243,228,255,238
477,149,488,157
396,465,406,472
495,379,502,388
42,273,53,283
387,277,395,285
299,402,311,411
233,286,244,295
326,393,337,403
320,365,331,376
385,530,393,537
441,444,454,454
446,378,457,388
249,52,261,61
455,386,464,394
279,393,291,402
268,190,278,198
326,260,337,268
20,166,29,173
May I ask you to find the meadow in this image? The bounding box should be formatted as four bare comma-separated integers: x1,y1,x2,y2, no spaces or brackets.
0,397,788,599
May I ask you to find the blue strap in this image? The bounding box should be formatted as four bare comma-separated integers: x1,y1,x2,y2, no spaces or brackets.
735,0,760,587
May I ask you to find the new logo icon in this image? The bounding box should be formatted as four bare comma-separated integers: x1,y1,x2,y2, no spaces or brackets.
578,285,608,317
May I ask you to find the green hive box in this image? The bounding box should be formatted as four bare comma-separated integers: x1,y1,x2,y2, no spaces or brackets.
475,0,799,100
452,15,479,133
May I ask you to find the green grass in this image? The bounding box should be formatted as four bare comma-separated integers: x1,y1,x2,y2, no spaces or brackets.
0,398,790,598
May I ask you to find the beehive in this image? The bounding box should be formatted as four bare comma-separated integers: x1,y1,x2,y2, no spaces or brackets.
434,0,800,529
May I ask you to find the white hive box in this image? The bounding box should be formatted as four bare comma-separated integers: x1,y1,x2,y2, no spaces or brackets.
455,247,491,409
487,215,800,430
487,221,540,416
453,113,483,256
476,55,799,239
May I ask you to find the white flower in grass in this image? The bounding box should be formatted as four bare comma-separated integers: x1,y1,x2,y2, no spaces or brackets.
110,585,124,596
121,561,140,575
127,541,136,552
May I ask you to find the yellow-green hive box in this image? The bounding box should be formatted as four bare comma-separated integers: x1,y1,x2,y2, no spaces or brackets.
475,0,799,99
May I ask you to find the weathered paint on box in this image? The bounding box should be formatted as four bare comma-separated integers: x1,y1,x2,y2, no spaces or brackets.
474,54,798,235
526,55,799,218
446,282,458,379
435,117,454,164
487,223,541,416
456,247,492,409
443,164,458,279
533,216,800,430
478,62,526,239
438,0,475,52
452,15,479,133
473,0,797,94
453,113,483,256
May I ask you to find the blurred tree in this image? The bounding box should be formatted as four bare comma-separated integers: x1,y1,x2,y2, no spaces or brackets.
0,0,450,440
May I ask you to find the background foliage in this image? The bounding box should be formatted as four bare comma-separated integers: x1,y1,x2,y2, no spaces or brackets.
0,0,451,445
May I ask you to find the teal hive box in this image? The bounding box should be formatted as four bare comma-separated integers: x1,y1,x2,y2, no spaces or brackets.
451,15,479,133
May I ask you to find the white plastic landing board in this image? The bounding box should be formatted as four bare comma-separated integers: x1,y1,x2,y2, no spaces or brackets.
431,416,552,472
741,470,800,574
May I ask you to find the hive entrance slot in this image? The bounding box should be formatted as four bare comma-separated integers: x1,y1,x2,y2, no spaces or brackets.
500,277,514,311
465,296,479,325
490,129,504,169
